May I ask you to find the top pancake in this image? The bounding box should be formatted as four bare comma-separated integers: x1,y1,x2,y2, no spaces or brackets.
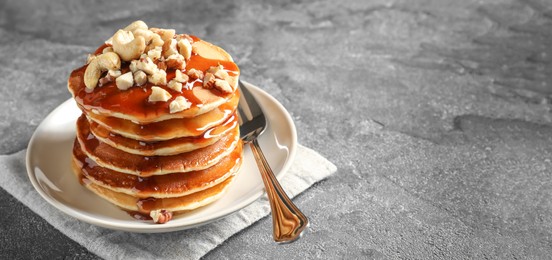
86,92,239,141
68,39,240,123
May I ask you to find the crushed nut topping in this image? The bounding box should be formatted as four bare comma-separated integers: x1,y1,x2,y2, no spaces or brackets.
147,46,162,61
145,33,164,52
173,70,189,83
169,96,192,113
214,78,232,93
187,68,203,80
133,70,147,86
148,69,167,85
167,80,183,92
203,72,215,89
156,60,167,71
177,38,192,61
206,65,229,80
83,20,237,113
165,54,185,70
98,76,111,87
108,69,122,79
150,209,173,224
134,56,157,75
116,72,134,90
165,39,179,58
148,86,172,102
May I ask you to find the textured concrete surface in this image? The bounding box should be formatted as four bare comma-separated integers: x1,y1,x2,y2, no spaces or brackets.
1,0,552,259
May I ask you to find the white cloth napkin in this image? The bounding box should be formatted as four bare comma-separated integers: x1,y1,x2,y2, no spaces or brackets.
0,144,336,260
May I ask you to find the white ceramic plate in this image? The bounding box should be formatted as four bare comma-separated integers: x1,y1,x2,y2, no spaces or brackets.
26,81,297,233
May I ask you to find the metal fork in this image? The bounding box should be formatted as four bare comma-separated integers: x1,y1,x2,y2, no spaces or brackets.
237,81,309,243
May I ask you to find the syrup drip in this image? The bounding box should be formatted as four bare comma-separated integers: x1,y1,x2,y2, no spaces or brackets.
72,129,243,194
76,113,239,177
89,112,238,154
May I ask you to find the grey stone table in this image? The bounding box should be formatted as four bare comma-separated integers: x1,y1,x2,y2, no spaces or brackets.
2,0,552,258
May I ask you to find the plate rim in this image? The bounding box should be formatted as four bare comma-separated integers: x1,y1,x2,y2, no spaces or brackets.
25,81,297,233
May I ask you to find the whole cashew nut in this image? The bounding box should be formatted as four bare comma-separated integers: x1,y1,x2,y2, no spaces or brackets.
105,20,148,44
122,20,148,33
84,52,121,90
112,29,146,61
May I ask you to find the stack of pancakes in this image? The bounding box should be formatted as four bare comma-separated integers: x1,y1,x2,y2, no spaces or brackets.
67,21,242,223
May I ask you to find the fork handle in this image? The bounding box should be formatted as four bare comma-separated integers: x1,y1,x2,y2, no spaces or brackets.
249,139,309,243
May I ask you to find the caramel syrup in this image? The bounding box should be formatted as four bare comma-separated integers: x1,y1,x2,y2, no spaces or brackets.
73,138,242,194
89,112,239,153
71,36,242,221
69,35,240,120
135,176,234,213
76,114,239,176
87,91,239,141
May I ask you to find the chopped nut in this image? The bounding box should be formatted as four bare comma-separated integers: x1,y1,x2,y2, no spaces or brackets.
203,72,215,88
165,54,185,70
133,70,147,86
207,64,228,80
148,86,172,102
191,44,199,55
136,56,158,75
169,96,191,113
207,64,222,74
116,72,134,90
157,61,167,71
214,79,233,93
175,34,193,44
164,39,179,58
145,33,164,52
150,209,173,224
129,60,139,73
147,46,162,61
150,28,175,40
214,68,229,80
173,70,189,83
102,46,114,54
98,76,111,86
187,68,203,80
133,28,154,44
177,39,192,60
167,80,183,92
108,69,122,78
105,69,121,82
148,69,167,85
151,28,176,56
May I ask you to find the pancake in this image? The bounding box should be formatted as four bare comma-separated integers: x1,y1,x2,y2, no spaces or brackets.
68,40,240,124
72,140,242,198
68,21,243,224
85,92,239,141
82,175,235,213
76,118,240,176
87,113,239,156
